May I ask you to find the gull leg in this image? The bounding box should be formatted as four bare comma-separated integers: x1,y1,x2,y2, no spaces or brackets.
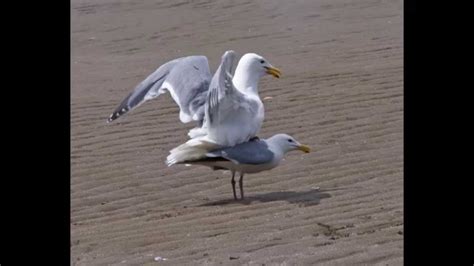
231,171,237,200
239,173,245,200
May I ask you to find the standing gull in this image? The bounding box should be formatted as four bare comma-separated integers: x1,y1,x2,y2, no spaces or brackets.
107,50,281,147
167,134,311,200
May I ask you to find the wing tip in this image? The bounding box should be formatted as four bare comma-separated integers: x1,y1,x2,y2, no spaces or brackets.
106,107,130,123
106,113,115,123
106,113,118,123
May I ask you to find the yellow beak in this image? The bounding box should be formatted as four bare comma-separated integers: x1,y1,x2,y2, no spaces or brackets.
297,144,311,153
265,66,282,78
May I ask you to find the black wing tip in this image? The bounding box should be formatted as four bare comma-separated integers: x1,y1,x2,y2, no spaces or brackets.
106,113,118,123
106,115,115,123
106,107,129,123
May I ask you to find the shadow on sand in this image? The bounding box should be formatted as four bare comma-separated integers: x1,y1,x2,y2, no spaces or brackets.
199,188,332,207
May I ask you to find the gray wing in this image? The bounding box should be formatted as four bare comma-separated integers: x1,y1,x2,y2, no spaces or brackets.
206,140,274,165
107,56,211,123
205,50,242,126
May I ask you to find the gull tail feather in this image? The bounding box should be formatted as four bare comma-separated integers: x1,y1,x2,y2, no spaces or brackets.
166,137,220,166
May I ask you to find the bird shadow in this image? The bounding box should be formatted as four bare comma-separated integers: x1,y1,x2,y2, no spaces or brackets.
199,188,332,207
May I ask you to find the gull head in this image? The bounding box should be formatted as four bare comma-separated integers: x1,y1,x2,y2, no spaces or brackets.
239,53,282,79
268,134,311,154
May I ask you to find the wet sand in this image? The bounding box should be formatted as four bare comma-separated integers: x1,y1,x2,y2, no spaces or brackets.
71,0,403,264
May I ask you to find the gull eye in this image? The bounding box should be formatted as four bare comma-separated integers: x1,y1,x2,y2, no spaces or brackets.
287,139,293,142
260,60,265,64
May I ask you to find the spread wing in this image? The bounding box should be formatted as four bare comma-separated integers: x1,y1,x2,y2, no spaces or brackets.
205,50,242,126
107,55,211,123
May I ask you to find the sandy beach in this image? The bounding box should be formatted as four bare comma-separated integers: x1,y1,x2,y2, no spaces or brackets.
71,0,403,264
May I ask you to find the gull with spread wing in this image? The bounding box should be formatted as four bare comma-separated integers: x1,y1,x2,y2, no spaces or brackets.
107,50,281,149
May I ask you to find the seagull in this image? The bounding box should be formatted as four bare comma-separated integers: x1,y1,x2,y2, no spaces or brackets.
107,50,282,148
167,134,311,200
